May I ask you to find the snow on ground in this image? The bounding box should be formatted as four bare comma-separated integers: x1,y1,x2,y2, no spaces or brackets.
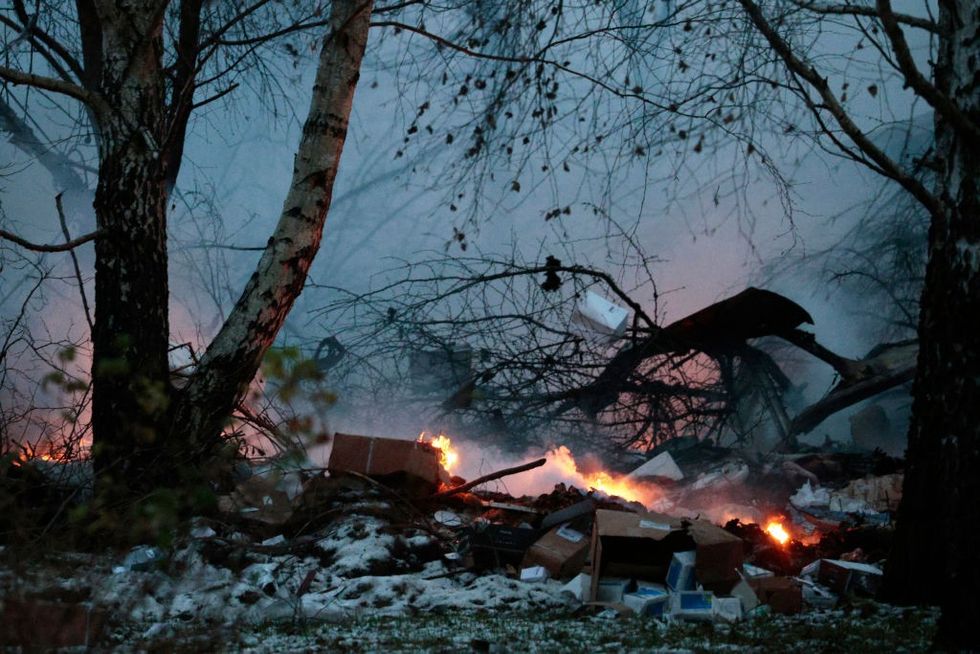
0,496,574,646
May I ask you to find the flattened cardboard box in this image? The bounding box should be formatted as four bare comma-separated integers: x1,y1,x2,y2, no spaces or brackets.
522,524,590,579
327,433,449,486
589,509,744,601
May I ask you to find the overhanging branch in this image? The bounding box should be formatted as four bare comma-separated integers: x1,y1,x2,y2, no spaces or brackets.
0,227,99,252
738,0,943,218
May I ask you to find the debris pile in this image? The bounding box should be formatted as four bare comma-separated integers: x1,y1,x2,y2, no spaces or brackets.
0,431,903,647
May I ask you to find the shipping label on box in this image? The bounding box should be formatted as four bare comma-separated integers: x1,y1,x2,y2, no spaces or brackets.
522,524,590,579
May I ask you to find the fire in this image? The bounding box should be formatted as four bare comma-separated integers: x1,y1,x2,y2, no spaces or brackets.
14,450,54,464
765,519,791,546
418,432,459,473
549,445,658,507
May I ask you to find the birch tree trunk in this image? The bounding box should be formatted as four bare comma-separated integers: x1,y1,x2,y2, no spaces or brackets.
883,3,980,649
89,2,174,503
169,0,374,450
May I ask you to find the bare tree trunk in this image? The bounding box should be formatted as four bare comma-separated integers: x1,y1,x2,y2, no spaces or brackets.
169,0,374,449
883,3,980,649
89,2,174,503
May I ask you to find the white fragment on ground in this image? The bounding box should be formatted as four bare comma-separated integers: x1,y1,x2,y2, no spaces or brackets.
1,509,573,639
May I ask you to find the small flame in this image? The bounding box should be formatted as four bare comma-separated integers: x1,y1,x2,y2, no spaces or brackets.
418,432,459,473
765,519,791,546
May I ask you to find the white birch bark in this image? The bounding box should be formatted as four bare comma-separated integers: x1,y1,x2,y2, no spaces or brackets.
173,0,375,442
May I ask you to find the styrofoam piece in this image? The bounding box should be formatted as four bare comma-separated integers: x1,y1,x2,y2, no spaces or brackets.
520,565,550,583
560,572,591,601
666,550,697,591
596,577,630,603
572,290,629,337
629,451,684,481
261,534,286,547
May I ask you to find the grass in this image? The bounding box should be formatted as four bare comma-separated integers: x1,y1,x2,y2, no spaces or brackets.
160,602,938,653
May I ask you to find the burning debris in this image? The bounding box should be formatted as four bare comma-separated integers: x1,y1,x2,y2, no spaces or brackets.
0,429,907,648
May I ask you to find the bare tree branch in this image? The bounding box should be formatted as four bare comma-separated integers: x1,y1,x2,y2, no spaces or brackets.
875,0,980,150
0,227,99,253
0,65,109,118
55,194,93,331
790,0,940,34
738,0,942,218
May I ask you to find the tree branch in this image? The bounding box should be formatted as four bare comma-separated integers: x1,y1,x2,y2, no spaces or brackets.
875,0,980,150
737,0,942,218
790,364,915,435
0,65,108,118
790,1,940,34
0,95,90,195
428,458,546,498
55,194,94,331
0,227,99,252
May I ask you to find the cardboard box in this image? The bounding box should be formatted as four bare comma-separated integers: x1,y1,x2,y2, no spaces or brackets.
685,518,745,588
327,433,449,488
747,576,803,614
520,565,549,582
469,524,539,570
669,591,715,621
636,580,668,593
800,578,838,609
561,572,591,601
666,550,697,591
522,523,590,579
572,290,630,338
730,576,760,612
714,596,743,622
596,577,630,603
816,559,882,596
742,563,774,579
624,587,670,617
588,509,743,600
540,499,596,531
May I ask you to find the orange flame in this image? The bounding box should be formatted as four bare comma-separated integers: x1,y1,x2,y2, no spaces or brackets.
549,445,658,506
418,432,458,473
765,519,791,546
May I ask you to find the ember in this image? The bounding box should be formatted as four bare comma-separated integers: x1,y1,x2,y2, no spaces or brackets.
765,519,791,546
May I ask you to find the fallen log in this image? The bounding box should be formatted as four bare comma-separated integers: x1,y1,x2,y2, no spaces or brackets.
429,458,547,499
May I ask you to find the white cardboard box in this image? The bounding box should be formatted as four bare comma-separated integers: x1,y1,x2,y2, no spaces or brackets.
571,290,629,338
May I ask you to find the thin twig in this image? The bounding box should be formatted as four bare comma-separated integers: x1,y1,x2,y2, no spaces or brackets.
55,193,93,331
